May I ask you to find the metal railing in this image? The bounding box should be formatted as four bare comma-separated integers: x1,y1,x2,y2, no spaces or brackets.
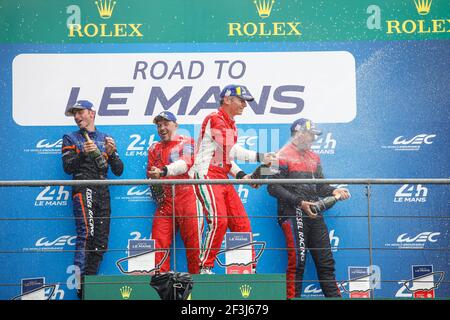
1,178,449,187
1,178,449,300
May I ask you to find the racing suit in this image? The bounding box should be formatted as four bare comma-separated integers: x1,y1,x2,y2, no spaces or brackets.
188,107,259,269
267,142,341,299
147,135,200,274
62,129,123,293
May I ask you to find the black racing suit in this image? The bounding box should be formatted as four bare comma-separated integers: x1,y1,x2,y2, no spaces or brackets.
62,129,123,297
267,142,340,299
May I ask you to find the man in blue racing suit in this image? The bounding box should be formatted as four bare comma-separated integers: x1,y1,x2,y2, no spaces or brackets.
62,100,124,299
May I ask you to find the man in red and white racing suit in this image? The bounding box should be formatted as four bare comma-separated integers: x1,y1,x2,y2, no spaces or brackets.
147,111,200,274
188,84,275,274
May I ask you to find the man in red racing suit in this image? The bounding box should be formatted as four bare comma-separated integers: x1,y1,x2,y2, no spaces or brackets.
147,111,200,274
188,84,275,274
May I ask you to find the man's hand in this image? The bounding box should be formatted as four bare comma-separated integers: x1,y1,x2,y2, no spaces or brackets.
105,137,117,156
332,188,351,200
83,140,98,154
242,174,260,189
148,166,163,179
299,200,318,219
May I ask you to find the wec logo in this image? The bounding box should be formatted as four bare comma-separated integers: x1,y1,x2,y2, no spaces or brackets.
393,134,435,145
397,232,440,244
236,129,281,156
237,135,258,148
385,231,439,249
127,186,151,197
36,139,63,149
24,138,62,155
382,134,436,151
36,235,76,247
383,134,436,151
115,187,152,202
304,284,323,295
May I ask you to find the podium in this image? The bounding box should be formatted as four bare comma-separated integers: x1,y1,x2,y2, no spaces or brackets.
84,274,286,300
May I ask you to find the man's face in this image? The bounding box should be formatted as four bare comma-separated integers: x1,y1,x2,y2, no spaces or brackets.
156,120,178,142
293,130,316,150
225,96,247,117
73,109,95,130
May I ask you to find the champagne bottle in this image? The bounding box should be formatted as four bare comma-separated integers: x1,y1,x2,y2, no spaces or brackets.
82,130,102,159
250,164,275,179
82,130,107,169
150,184,165,206
310,194,341,214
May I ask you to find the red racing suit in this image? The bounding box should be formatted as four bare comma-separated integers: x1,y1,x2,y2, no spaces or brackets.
147,135,200,274
188,107,259,269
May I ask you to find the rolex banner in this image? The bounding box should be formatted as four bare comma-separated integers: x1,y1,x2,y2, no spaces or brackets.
1,0,450,42
83,274,285,300
0,0,449,300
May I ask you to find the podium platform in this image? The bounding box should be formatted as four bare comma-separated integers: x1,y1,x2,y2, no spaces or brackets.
84,274,286,300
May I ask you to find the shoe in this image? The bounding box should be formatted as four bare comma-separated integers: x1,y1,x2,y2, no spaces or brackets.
77,288,83,300
200,267,215,275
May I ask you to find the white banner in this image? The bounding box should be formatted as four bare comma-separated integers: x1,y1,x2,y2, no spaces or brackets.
13,52,356,126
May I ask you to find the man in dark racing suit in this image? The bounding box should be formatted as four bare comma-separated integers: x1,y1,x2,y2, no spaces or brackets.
61,100,124,299
268,118,350,299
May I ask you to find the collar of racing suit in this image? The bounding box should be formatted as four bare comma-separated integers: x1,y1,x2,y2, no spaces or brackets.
78,128,98,138
218,107,236,126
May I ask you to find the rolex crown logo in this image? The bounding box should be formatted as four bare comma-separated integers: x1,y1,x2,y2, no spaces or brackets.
95,0,117,19
240,284,252,298
120,285,132,299
254,0,275,18
413,0,432,15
